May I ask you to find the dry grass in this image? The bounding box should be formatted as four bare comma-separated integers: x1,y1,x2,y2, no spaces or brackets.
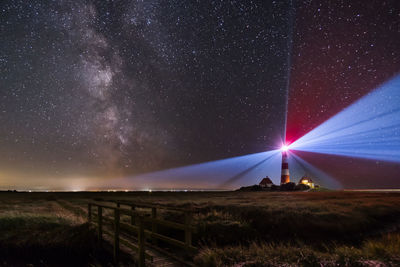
0,214,105,266
194,233,400,266
0,193,112,266
1,191,400,266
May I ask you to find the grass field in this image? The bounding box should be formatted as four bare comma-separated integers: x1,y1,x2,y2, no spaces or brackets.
0,191,399,266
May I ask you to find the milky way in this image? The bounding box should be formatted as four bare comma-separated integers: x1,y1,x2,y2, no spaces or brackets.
1,1,399,190
1,1,292,187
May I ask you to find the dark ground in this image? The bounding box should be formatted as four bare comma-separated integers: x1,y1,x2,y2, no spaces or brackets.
0,190,400,266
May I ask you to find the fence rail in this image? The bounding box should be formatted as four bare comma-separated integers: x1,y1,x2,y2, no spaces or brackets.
88,200,197,266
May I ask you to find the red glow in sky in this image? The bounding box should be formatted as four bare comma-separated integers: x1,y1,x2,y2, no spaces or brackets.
286,0,400,143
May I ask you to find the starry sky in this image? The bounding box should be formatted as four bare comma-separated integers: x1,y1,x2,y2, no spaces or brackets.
286,0,400,143
0,0,399,190
285,0,400,189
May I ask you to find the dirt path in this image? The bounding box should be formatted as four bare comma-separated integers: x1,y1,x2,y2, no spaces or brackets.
51,200,86,224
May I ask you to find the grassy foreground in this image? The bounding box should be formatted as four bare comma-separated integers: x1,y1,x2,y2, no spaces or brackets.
0,196,111,266
195,234,400,266
0,215,98,266
0,191,399,266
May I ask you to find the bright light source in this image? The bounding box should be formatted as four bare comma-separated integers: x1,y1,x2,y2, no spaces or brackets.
281,145,289,152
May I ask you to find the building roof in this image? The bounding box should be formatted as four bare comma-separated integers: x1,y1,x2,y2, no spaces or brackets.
299,176,313,183
259,177,273,185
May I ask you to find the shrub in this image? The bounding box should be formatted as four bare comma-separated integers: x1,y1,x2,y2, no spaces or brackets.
280,182,296,191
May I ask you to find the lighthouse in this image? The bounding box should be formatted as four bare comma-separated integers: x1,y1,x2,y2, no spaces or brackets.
280,147,290,184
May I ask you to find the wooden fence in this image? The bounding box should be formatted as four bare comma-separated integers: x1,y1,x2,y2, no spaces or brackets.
88,200,197,266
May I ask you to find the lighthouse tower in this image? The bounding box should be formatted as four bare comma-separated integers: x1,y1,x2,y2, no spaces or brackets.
280,150,290,184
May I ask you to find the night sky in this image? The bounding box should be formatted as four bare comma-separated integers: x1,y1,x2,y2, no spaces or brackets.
1,0,399,190
287,0,400,143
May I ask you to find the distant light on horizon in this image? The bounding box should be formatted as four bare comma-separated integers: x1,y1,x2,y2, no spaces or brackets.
0,0,398,190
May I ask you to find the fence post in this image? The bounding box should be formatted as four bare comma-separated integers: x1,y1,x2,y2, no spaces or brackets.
151,207,157,245
138,216,145,267
131,206,135,225
184,211,192,251
114,208,120,263
98,206,103,243
117,202,121,208
88,203,92,222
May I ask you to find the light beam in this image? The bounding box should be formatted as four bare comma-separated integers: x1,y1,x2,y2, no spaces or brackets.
289,152,342,189
113,150,282,190
289,75,400,163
